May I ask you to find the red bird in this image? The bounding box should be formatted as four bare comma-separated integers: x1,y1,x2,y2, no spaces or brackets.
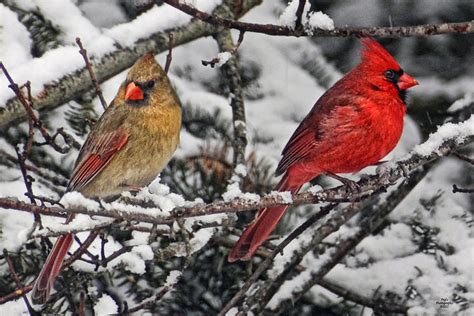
228,38,418,262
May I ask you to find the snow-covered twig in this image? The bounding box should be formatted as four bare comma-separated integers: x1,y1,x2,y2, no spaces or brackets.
75,37,108,110
162,0,474,37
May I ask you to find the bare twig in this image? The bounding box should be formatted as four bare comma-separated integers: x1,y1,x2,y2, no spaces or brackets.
452,184,474,194
79,292,86,316
453,152,474,165
3,250,38,315
0,62,80,153
294,0,306,31
75,38,108,110
164,33,174,74
162,0,474,38
0,284,33,304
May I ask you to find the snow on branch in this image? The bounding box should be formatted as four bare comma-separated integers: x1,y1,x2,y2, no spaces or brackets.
162,0,474,38
0,116,472,234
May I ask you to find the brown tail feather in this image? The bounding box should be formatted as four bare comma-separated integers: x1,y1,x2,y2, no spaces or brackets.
31,233,74,304
228,176,301,262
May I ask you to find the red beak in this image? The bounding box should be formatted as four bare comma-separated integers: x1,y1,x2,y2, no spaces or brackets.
397,73,418,90
125,82,144,101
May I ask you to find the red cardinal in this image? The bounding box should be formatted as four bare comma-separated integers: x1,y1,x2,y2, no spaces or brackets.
228,38,418,262
31,54,182,304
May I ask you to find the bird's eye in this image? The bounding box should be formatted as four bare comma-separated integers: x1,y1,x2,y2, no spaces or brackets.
384,70,396,80
144,80,155,89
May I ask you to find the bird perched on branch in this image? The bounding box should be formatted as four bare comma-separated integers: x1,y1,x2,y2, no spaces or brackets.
228,38,418,262
31,53,182,304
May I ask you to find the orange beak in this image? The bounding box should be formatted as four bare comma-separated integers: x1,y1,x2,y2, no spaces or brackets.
125,82,144,101
397,73,418,90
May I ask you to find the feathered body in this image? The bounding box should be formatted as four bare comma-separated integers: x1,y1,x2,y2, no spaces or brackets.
228,38,418,262
32,53,181,303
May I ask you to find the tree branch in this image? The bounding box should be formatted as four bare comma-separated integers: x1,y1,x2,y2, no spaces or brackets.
162,0,474,38
0,127,472,226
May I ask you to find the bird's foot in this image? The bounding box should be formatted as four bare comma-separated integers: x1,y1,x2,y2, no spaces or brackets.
326,172,360,193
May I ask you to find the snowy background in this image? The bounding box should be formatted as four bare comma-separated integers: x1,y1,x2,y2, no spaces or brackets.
0,0,473,315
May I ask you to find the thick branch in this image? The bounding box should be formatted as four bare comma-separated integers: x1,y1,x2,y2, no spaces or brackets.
162,0,474,37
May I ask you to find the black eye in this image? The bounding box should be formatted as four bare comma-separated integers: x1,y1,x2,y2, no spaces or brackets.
144,80,155,89
384,70,396,80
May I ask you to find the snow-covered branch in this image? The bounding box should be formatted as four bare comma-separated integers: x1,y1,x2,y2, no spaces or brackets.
162,0,474,38
0,116,472,235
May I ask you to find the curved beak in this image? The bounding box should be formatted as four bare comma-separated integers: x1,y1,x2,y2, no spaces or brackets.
397,72,418,90
125,82,144,101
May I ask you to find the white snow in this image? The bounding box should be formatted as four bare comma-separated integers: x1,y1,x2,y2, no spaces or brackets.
411,116,474,156
216,51,232,67
165,270,182,287
307,11,335,31
61,191,100,210
0,4,32,68
222,181,260,203
279,0,300,29
94,293,117,314
268,190,293,204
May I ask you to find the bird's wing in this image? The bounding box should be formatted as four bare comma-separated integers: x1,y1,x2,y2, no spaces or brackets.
275,93,362,176
67,130,129,192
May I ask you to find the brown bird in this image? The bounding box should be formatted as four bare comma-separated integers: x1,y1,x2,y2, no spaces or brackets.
31,53,182,304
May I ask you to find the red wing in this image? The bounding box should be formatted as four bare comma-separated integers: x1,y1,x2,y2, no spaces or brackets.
275,92,365,176
67,130,128,192
275,125,318,175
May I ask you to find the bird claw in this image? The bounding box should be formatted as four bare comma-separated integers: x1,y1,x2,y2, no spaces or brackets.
326,172,360,194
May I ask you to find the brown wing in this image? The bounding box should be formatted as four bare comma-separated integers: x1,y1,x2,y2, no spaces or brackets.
67,130,128,192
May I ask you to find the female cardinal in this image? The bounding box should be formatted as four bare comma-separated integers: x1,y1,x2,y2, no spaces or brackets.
31,53,182,304
228,38,418,262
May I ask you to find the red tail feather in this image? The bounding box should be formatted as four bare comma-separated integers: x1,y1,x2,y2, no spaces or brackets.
228,176,301,262
31,233,74,304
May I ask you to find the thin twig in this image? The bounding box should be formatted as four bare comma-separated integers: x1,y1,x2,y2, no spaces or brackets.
0,62,79,153
3,250,38,315
452,184,474,194
75,37,108,110
79,292,86,316
164,33,174,74
294,0,306,31
453,152,474,165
